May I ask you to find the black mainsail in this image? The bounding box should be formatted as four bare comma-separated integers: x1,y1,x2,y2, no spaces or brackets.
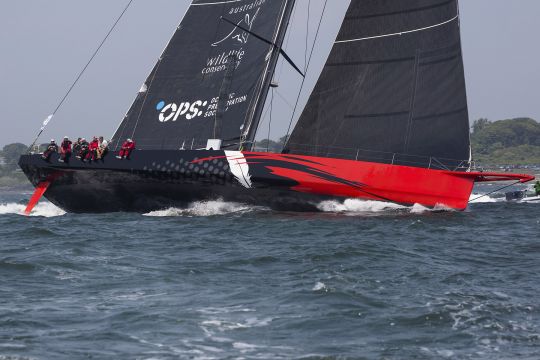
113,0,293,151
287,0,470,169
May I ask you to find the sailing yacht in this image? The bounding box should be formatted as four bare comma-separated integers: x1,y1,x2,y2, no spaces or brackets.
19,0,534,213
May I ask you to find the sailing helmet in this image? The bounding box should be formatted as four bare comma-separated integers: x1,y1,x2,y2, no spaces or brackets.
64,136,69,139
127,138,132,142
51,139,55,143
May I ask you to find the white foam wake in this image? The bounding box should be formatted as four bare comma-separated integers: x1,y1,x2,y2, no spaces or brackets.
0,202,66,217
144,200,261,217
318,198,456,214
317,198,407,213
468,193,502,203
411,203,455,213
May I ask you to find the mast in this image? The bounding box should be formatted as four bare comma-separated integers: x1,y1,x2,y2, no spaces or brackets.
242,0,297,150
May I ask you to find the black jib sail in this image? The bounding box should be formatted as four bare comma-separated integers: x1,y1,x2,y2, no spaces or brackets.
286,0,471,170
113,0,291,151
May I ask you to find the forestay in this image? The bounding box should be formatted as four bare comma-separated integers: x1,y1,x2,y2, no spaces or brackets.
113,0,289,150
287,0,470,169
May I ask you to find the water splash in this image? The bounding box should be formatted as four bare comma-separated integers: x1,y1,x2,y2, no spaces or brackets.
144,200,263,217
410,203,455,214
317,198,455,214
468,193,502,204
317,198,407,213
0,202,65,217
312,281,328,292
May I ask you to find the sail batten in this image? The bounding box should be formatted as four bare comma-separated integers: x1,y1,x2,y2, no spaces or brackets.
335,14,459,44
287,0,470,169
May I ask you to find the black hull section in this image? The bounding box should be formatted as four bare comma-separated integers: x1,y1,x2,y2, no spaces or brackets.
18,151,329,213
20,149,507,212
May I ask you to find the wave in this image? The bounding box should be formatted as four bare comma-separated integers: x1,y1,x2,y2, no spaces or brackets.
0,196,497,219
317,198,407,213
317,198,455,214
144,200,265,217
468,193,502,204
0,202,65,217
312,281,328,292
146,198,461,217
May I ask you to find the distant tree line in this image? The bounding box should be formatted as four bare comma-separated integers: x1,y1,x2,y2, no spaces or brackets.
1,117,538,186
254,136,288,153
0,143,27,172
0,143,28,186
471,117,540,165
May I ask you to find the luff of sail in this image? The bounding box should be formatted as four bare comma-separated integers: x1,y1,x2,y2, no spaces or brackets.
287,0,470,170
113,0,290,151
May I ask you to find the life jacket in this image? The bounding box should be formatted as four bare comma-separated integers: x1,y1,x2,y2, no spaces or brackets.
61,140,72,152
89,140,99,150
122,141,135,150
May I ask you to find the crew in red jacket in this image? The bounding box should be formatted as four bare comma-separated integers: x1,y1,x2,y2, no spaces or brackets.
58,136,72,163
117,139,135,160
86,136,99,162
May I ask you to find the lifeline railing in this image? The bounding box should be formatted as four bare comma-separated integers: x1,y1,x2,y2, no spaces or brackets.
104,137,473,172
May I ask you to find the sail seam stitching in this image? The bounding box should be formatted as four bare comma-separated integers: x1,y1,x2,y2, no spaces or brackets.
335,14,459,44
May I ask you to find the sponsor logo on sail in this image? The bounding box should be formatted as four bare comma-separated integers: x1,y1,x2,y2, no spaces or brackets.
156,93,248,123
228,0,266,14
202,49,245,75
201,6,262,75
157,100,208,122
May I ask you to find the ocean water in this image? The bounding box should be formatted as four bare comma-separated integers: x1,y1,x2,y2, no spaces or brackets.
0,184,539,359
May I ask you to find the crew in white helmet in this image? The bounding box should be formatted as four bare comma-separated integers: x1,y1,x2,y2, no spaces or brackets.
117,138,136,159
41,139,58,161
59,136,73,163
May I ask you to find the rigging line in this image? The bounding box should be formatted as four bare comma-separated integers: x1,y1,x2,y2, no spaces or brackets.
274,90,294,110
275,2,297,82
115,65,159,150
304,0,311,72
130,59,163,140
28,0,135,151
468,181,520,204
266,88,274,152
335,14,459,44
283,0,328,149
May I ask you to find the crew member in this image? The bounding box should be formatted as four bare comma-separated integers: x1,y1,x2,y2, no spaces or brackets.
534,181,540,197
97,136,109,160
73,138,82,155
86,136,100,162
117,138,135,159
77,138,89,161
59,136,72,163
41,139,58,161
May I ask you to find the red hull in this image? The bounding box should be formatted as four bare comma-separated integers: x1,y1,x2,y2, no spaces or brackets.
237,152,535,211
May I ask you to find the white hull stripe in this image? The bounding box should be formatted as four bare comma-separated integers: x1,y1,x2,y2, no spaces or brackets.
225,151,253,189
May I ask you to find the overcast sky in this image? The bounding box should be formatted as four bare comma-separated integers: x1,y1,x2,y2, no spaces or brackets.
1,0,539,147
